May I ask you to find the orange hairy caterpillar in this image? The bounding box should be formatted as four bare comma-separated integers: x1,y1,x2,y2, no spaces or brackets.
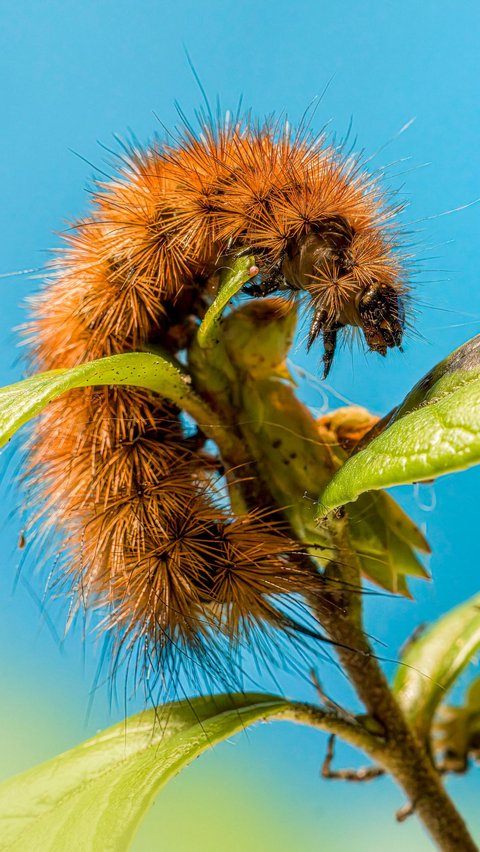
22,111,410,696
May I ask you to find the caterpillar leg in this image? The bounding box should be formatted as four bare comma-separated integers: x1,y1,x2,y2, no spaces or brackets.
243,278,279,298
306,310,343,379
244,258,285,297
307,309,328,352
322,325,343,379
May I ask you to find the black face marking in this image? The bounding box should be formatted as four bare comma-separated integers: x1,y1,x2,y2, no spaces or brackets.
358,283,405,356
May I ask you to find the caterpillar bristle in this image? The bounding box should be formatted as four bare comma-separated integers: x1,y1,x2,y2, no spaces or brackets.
22,108,411,697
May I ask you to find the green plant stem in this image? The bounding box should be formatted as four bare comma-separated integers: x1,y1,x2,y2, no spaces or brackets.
304,522,477,849
271,702,386,763
197,254,256,348
316,591,477,851
187,308,478,850
219,433,478,847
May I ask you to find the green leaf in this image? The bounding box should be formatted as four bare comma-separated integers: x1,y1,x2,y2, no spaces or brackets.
197,254,256,348
392,593,480,737
434,676,480,772
0,352,217,450
0,693,289,852
318,334,480,512
348,490,430,598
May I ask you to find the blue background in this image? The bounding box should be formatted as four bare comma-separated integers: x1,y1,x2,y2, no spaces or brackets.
1,2,480,849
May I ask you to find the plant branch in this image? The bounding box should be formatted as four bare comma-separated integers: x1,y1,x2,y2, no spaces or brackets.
320,734,385,782
271,701,386,762
214,425,478,848
186,300,478,851
315,568,478,852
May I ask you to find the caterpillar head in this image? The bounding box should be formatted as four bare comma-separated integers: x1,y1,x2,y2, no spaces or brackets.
281,217,407,377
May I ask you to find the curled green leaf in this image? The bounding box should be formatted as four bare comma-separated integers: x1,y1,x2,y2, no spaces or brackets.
0,693,289,852
0,352,220,450
318,334,480,512
197,254,256,348
392,593,480,737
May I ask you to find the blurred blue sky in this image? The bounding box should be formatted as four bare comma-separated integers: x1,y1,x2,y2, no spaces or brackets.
1,2,480,849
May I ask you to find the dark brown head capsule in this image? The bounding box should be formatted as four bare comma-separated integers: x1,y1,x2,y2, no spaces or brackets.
252,214,406,378
358,282,405,357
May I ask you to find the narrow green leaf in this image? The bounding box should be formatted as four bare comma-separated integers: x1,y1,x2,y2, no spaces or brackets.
318,334,480,512
197,254,256,348
0,693,289,852
392,593,480,737
0,352,217,450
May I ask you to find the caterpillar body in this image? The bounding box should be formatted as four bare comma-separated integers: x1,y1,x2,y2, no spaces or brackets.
23,114,410,694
